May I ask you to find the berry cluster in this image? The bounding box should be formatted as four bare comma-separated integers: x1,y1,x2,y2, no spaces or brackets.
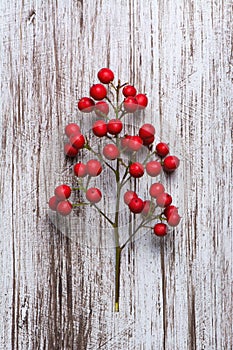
48,68,181,311
49,185,73,216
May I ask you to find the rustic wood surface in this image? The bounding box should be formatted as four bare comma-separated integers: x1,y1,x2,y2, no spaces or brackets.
0,0,232,349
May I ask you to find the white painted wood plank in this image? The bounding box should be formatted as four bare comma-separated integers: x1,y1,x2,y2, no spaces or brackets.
0,0,232,349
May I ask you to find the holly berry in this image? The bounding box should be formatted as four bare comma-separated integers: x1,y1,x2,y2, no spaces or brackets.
49,196,60,211
103,144,120,160
95,101,109,116
149,183,165,198
123,96,138,112
92,120,108,137
136,94,148,109
143,135,155,146
86,187,102,203
167,212,181,227
70,134,85,149
163,156,180,172
129,162,144,178
57,201,73,216
128,197,144,213
128,136,143,152
153,223,168,236
146,161,162,177
64,143,79,157
156,193,172,208
74,162,87,178
123,190,138,205
156,142,169,158
141,200,155,217
97,68,114,84
65,123,81,137
86,159,102,176
163,205,178,219
54,185,71,200
122,85,137,97
107,119,123,135
78,97,95,112
139,124,155,140
90,84,107,100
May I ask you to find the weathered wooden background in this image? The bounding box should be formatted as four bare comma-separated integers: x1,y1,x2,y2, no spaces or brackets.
0,0,232,349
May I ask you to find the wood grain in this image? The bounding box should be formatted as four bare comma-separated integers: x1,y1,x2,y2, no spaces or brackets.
0,0,232,349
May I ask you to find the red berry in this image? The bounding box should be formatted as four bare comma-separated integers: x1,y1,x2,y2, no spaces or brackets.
107,119,123,135
86,187,102,203
64,143,79,157
49,196,60,211
136,94,148,109
146,161,162,177
149,183,165,198
55,185,71,200
90,84,107,100
92,120,108,137
95,101,109,116
97,68,114,84
86,159,102,176
65,123,81,137
153,223,168,236
128,136,143,152
74,162,87,178
143,135,155,146
78,97,95,112
57,201,73,216
156,193,172,208
120,135,132,150
123,190,138,205
128,197,144,213
103,144,120,160
156,143,169,158
141,200,155,216
139,124,155,140
163,156,180,172
163,205,178,219
167,212,181,227
123,96,138,112
70,134,85,149
122,85,137,97
129,162,144,178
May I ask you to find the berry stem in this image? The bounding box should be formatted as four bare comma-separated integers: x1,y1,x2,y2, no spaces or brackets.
119,159,128,168
76,179,87,193
75,179,115,227
119,82,128,88
92,204,115,226
114,245,122,312
105,96,116,112
110,81,117,91
119,111,128,119
86,175,91,189
113,152,122,311
121,218,145,249
85,143,116,173
115,81,121,119
120,214,161,250
121,161,130,180
142,150,156,165
97,144,116,172
96,110,110,120
106,135,116,143
121,175,131,188
72,202,89,207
